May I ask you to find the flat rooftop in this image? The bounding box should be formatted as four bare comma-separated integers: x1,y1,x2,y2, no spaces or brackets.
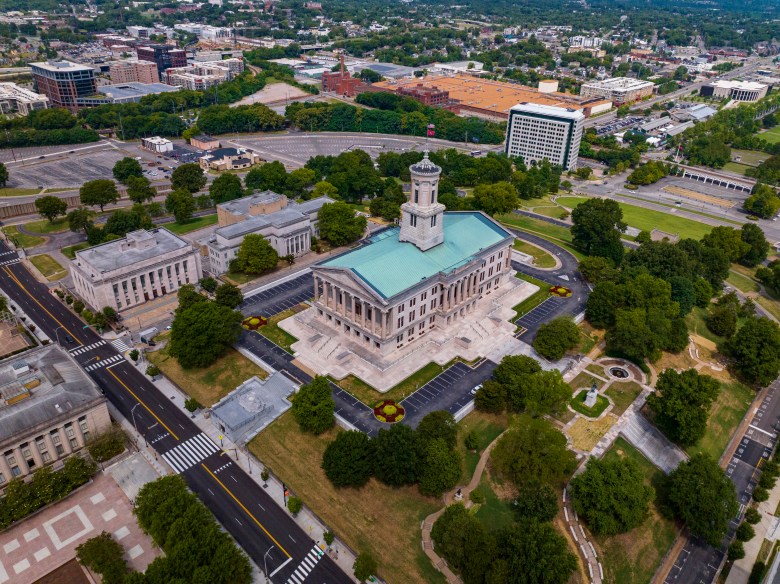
75,228,191,274
373,73,607,117
711,79,768,91
31,60,95,73
509,102,585,121
98,82,180,100
0,345,104,444
320,212,512,299
583,77,655,90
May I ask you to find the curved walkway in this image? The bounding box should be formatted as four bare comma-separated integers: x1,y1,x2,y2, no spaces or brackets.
420,432,506,584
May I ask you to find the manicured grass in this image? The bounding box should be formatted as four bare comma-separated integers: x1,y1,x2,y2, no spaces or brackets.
511,273,550,324
530,205,568,219
686,381,754,461
61,242,90,260
146,346,268,407
570,389,610,417
2,225,43,248
731,149,770,166
28,254,67,281
605,381,643,416
513,238,557,268
223,271,258,285
586,364,606,377
727,269,760,293
249,411,445,584
555,196,713,241
685,306,723,345
163,214,218,235
756,296,780,322
497,214,586,261
473,473,516,531
598,438,677,584
759,127,780,144
617,193,744,226
569,371,605,392
457,411,508,482
722,162,752,175
257,309,299,352
0,187,40,197
567,414,615,451
24,217,69,234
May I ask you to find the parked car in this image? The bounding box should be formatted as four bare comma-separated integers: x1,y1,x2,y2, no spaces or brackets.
470,384,483,395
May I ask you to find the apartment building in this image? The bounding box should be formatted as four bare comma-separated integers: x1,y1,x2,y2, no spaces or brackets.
109,60,160,84
580,77,655,105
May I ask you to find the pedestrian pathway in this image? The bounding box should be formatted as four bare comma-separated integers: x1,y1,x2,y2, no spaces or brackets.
562,487,603,584
160,433,220,475
285,544,325,584
70,340,106,355
84,353,124,371
111,337,132,353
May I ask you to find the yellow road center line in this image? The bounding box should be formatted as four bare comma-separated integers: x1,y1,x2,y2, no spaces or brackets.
106,367,179,440
200,463,291,558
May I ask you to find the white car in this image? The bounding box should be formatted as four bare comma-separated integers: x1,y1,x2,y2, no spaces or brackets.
470,384,483,395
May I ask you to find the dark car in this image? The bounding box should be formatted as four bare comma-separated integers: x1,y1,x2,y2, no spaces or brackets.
64,334,74,343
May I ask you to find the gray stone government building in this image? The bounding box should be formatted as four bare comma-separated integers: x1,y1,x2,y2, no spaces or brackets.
310,153,515,355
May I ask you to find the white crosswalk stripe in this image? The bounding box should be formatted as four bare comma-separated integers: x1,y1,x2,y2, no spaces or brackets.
161,434,220,474
0,250,17,257
286,546,324,584
84,354,124,371
0,258,19,266
70,340,106,355
111,337,132,353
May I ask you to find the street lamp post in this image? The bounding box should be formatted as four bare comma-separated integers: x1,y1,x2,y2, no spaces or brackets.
131,403,147,447
263,546,275,583
54,325,66,345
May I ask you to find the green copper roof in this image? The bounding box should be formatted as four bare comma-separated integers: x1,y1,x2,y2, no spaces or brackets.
320,212,512,299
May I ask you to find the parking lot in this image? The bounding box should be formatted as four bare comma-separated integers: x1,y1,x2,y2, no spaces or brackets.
595,116,643,135
239,273,314,317
5,144,127,189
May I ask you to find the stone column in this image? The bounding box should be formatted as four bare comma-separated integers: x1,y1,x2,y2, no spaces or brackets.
25,442,44,470
43,433,58,464
0,452,12,483
12,446,29,476
59,427,73,455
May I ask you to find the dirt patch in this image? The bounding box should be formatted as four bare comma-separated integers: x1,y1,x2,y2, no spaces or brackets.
33,559,90,584
0,320,32,357
654,350,697,372
690,334,717,352
231,82,310,106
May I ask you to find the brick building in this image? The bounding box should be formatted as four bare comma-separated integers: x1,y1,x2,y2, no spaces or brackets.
398,84,449,106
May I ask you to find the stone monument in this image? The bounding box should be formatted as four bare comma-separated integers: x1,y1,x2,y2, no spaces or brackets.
584,381,598,408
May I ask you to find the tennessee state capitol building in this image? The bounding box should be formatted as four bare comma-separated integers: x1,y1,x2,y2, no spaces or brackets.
281,154,537,390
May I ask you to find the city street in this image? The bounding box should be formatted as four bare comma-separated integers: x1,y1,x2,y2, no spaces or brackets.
0,241,352,584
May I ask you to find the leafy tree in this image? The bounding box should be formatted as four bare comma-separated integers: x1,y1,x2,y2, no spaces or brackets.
358,68,382,83
373,424,421,486
200,277,219,293
165,188,196,223
729,540,746,561
514,483,558,523
693,277,714,307
707,304,738,338
744,184,780,219
670,276,696,316
353,551,378,583
491,415,576,488
35,195,67,222
209,173,244,204
287,496,302,515
284,168,317,197
491,521,577,584
472,181,518,216
474,379,506,414
744,507,761,525
740,223,770,267
736,522,755,542
570,457,654,535
687,134,731,168
291,376,334,435
419,438,461,497
312,180,338,199
647,369,720,445
571,198,626,263
416,410,458,450
533,316,580,360
214,283,243,308
317,201,367,246
578,256,619,284
80,179,119,211
431,504,495,582
171,163,207,193
176,283,207,313
112,157,143,184
231,233,278,274
702,226,750,262
627,161,668,185
126,176,156,204
666,454,739,546
76,532,128,584
726,316,780,386
489,355,571,416
0,161,8,187
322,431,374,488
245,161,287,192
168,301,242,368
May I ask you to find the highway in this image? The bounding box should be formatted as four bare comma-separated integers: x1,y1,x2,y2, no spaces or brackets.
0,242,352,584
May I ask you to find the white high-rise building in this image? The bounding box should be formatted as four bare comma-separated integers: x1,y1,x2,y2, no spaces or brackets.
504,103,585,171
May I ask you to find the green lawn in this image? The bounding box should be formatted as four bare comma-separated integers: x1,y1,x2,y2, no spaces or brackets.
598,438,677,584
513,238,557,268
555,196,713,240
496,213,586,261
29,254,67,281
0,187,40,197
2,225,43,248
570,389,610,417
256,309,299,352
472,474,516,531
722,162,751,176
686,381,754,461
223,271,259,285
61,242,90,260
616,193,744,226
605,381,643,416
731,149,770,166
163,214,218,235
759,127,780,144
727,270,760,293
457,411,508,482
511,273,551,323
685,306,723,345
569,371,605,391
24,217,69,235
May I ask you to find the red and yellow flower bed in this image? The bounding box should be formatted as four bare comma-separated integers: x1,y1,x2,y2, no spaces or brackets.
549,285,572,298
242,316,268,330
373,400,405,423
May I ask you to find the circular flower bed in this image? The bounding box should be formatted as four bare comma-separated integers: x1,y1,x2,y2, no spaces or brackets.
373,399,405,423
242,316,268,331
549,285,572,298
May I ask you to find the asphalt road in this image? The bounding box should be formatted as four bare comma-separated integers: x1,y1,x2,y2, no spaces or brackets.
663,380,780,584
0,242,351,584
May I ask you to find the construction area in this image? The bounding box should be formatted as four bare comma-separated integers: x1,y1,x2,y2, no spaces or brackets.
371,74,612,121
